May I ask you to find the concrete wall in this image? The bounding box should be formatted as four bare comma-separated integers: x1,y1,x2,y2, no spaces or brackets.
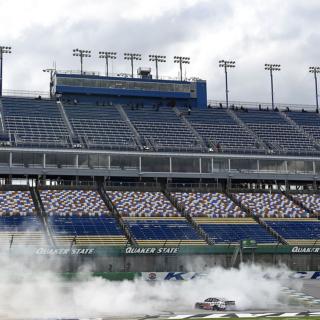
53,253,320,272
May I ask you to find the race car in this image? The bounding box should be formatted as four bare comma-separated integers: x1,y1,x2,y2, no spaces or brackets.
195,297,236,311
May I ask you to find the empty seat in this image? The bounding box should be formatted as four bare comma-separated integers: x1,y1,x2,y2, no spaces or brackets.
48,215,127,246
40,189,109,216
234,192,308,218
2,97,70,147
124,217,206,246
195,218,277,244
172,192,245,217
264,218,320,245
108,191,180,217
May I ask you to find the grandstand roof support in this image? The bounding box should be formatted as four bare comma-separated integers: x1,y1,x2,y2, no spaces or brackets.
265,64,281,111
219,60,235,108
309,66,320,113
0,46,12,97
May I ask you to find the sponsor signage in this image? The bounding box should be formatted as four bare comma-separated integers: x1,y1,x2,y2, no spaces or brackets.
125,246,179,255
241,239,257,249
291,246,320,254
291,271,320,280
142,272,205,281
35,248,95,255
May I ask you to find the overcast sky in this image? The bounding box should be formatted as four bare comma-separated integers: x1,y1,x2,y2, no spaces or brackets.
0,0,320,105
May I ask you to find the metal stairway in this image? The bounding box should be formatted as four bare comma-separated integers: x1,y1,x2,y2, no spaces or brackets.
30,186,55,247
98,182,137,246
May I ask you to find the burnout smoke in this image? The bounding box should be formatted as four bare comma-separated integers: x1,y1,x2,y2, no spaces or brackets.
0,253,296,318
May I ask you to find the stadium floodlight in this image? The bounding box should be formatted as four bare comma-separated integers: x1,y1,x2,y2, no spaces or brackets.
72,48,91,75
173,56,190,81
265,64,281,110
149,54,166,80
99,51,117,77
219,60,236,109
0,45,12,97
309,66,320,113
43,68,56,98
124,53,142,78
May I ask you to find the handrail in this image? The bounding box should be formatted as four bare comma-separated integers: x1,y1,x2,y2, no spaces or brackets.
3,90,50,99
208,99,317,112
55,69,201,82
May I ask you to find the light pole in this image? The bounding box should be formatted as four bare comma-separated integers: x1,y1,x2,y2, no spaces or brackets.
99,51,117,77
309,66,320,113
43,68,56,98
149,54,166,80
0,45,12,97
219,60,235,108
174,56,190,81
265,64,281,110
72,49,91,75
124,53,142,78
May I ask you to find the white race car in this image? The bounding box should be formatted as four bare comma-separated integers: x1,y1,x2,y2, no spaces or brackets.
195,297,236,311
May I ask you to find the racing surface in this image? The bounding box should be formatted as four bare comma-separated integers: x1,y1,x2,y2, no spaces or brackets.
0,280,319,320
1,256,319,320
301,279,320,298
112,280,320,320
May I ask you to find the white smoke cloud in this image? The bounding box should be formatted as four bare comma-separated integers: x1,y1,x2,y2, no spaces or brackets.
0,253,298,318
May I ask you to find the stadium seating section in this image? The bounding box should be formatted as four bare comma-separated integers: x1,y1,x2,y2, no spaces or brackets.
172,192,245,217
123,217,206,245
48,216,127,246
0,191,36,216
0,191,45,245
195,218,277,244
181,107,262,153
0,216,45,246
233,192,308,218
40,189,108,216
1,97,320,155
235,110,318,155
108,191,180,217
291,193,320,214
286,111,320,142
264,218,320,245
124,105,203,152
1,97,70,147
64,103,137,150
0,188,317,246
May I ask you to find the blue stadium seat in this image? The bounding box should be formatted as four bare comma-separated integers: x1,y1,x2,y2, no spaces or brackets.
286,111,320,142
48,216,127,246
124,217,207,245
195,218,277,244
1,97,70,147
235,110,318,155
264,218,320,245
181,107,263,153
124,105,203,152
64,103,138,150
0,216,45,245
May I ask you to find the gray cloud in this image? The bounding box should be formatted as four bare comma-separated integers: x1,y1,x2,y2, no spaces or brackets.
1,0,320,107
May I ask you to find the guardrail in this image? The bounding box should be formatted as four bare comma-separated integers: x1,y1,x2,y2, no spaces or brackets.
207,99,317,112
3,90,50,99
55,69,201,82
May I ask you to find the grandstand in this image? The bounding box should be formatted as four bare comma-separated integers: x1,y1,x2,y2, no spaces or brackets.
0,69,320,270
0,190,46,245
